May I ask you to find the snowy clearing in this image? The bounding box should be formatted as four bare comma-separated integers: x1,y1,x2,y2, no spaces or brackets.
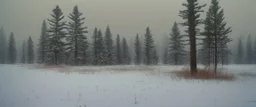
0,64,256,107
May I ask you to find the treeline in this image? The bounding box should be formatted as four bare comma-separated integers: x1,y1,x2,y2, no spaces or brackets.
0,0,237,73
236,34,256,64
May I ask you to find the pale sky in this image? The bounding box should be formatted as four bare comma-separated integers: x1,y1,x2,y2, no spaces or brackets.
0,0,255,49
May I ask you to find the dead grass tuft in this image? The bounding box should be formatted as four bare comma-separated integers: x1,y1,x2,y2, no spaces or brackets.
172,68,235,80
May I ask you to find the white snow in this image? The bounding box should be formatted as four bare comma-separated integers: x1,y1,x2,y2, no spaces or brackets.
0,64,256,107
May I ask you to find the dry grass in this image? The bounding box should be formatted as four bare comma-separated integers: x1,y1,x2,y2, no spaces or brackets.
172,68,235,81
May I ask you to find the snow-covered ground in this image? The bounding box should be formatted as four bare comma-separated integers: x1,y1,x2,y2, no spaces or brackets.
0,64,256,107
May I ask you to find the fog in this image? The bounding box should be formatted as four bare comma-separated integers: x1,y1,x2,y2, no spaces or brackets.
0,0,256,54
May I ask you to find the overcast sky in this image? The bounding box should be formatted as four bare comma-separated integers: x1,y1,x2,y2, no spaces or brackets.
0,0,255,48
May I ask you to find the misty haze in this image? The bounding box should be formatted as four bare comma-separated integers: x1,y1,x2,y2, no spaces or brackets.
0,0,256,107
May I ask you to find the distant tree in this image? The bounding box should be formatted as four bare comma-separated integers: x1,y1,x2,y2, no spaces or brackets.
104,25,114,65
163,47,168,64
168,22,186,65
27,36,34,64
179,0,206,73
122,38,131,64
210,0,232,71
144,27,155,65
47,5,67,65
116,34,122,64
236,37,243,64
21,40,26,64
152,48,159,65
92,28,105,65
134,34,141,64
37,20,47,64
0,27,6,64
8,33,16,64
246,34,253,64
67,5,88,65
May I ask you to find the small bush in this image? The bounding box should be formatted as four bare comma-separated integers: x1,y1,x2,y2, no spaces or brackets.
173,68,235,80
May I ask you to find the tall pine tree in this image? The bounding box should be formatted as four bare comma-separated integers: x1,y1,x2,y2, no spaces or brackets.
21,40,26,64
37,20,47,64
179,0,206,73
47,5,66,65
67,5,88,65
0,27,6,63
144,27,154,65
246,34,252,64
92,28,105,65
134,34,141,65
104,25,114,65
209,0,232,71
236,37,243,64
8,32,16,64
122,38,131,64
116,34,122,64
27,36,34,64
200,10,214,66
169,22,186,65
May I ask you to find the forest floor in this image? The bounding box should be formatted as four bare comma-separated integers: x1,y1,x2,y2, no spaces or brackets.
0,64,256,107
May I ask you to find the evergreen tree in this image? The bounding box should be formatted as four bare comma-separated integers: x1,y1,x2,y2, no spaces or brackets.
152,48,159,65
200,10,214,66
236,37,243,64
104,25,114,65
144,27,154,65
37,20,47,64
163,47,168,64
209,0,232,71
92,28,105,65
27,36,34,64
179,0,206,73
116,34,122,64
47,5,66,65
168,22,186,65
8,33,16,64
0,27,6,63
246,34,253,64
122,38,130,64
67,5,88,65
21,40,26,64
134,34,141,64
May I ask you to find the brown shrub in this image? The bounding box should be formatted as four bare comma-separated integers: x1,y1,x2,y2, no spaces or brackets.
172,68,235,80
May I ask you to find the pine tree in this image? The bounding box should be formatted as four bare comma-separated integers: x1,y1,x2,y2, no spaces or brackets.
200,10,214,66
116,34,122,64
47,5,66,65
163,47,168,64
179,0,206,73
0,27,6,64
152,48,159,65
27,36,34,64
144,27,154,65
92,28,105,65
8,33,16,64
209,0,232,71
37,20,47,64
236,37,243,64
168,22,186,65
67,5,88,65
21,40,26,64
246,34,253,64
104,25,114,65
122,38,130,64
134,34,141,64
